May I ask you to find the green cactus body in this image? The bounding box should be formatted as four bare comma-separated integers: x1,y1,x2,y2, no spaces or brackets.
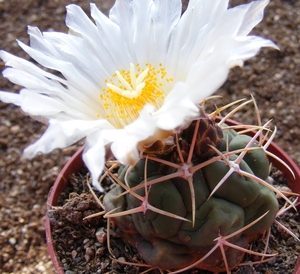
103,118,279,273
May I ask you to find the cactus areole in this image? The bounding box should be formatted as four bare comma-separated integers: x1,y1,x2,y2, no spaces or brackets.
103,115,279,273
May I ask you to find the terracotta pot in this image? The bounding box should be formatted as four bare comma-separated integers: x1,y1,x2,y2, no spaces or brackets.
45,121,300,274
45,147,84,274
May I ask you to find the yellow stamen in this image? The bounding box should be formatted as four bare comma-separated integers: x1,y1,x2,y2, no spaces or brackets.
100,63,173,128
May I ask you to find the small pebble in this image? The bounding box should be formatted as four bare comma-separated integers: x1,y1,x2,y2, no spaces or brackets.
71,250,77,259
117,256,126,263
286,237,296,247
65,271,76,274
10,125,20,134
96,227,107,244
85,247,95,257
73,257,82,264
83,238,90,245
8,238,17,245
96,247,106,257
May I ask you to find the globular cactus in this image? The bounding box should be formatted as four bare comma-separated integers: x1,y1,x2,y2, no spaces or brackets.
103,112,280,273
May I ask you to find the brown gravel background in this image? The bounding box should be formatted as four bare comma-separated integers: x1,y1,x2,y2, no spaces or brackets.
0,0,299,273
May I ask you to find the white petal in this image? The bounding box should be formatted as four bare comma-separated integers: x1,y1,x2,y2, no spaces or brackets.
83,129,117,192
90,4,132,69
235,0,270,36
19,89,91,119
17,27,103,97
154,82,199,130
18,40,100,97
145,0,182,65
110,0,152,65
2,68,100,119
40,31,111,85
1,50,103,117
66,4,100,40
166,0,228,78
0,91,22,106
111,105,157,165
66,4,127,74
174,4,246,74
3,67,62,91
111,132,140,166
108,0,138,63
230,36,279,66
184,37,233,103
83,141,105,192
110,0,181,66
23,119,114,159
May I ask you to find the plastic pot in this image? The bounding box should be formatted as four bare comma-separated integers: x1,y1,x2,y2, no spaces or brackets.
45,121,300,274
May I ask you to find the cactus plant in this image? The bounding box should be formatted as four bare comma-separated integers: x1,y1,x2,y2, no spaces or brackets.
102,99,296,273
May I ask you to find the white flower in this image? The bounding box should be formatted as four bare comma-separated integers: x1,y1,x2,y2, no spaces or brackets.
0,0,277,191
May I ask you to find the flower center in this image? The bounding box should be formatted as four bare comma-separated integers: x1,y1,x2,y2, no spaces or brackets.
100,63,173,128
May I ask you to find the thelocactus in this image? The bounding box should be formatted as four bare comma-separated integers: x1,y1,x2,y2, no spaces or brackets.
104,105,281,273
